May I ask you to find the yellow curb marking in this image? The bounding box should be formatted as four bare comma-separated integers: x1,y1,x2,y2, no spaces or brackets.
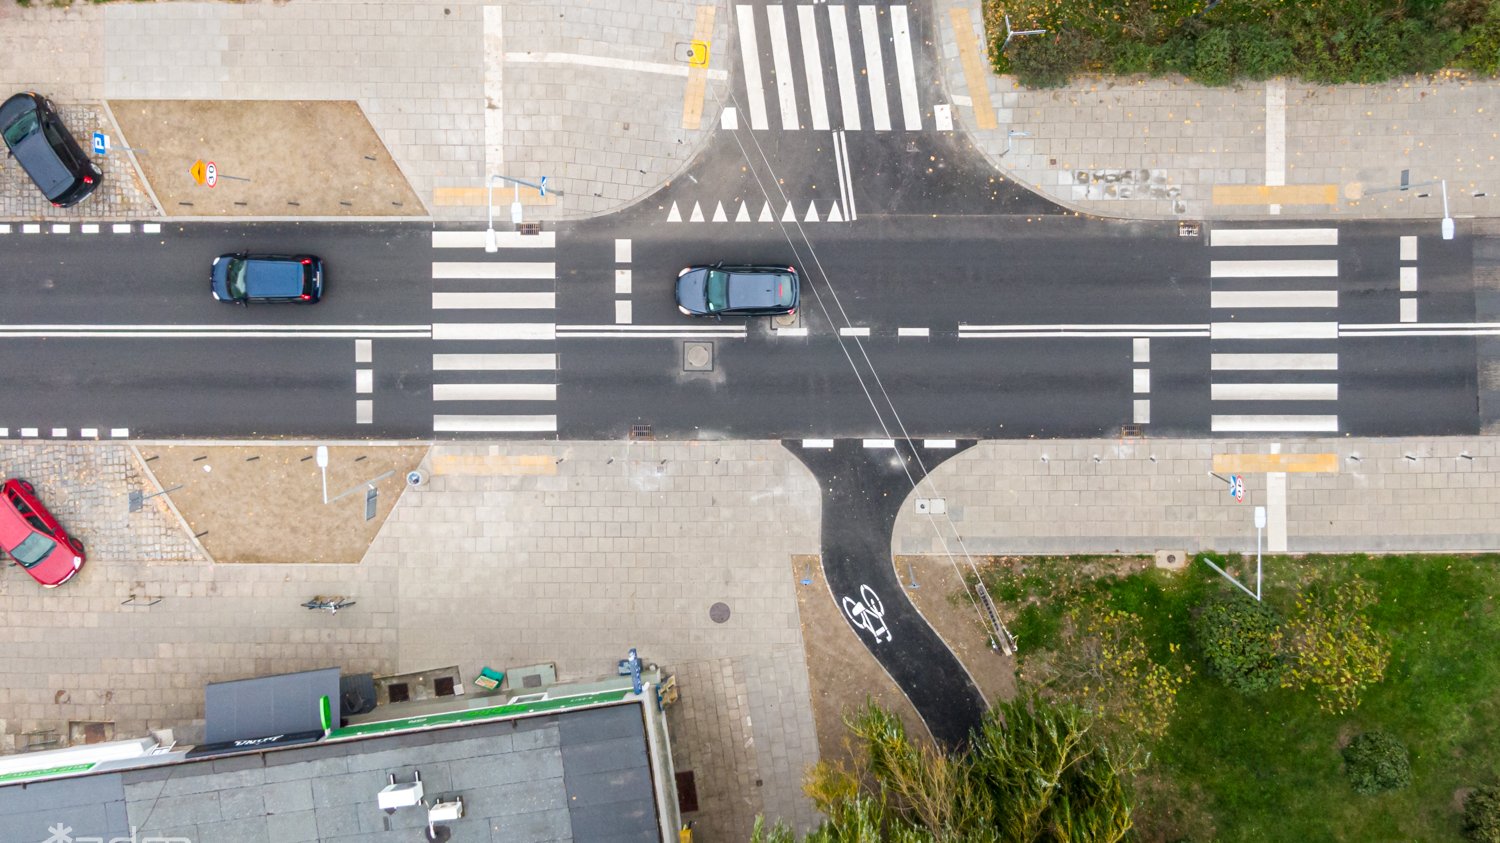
682,6,716,129
1212,184,1338,206
431,454,559,476
1212,453,1338,474
948,7,997,131
431,186,557,208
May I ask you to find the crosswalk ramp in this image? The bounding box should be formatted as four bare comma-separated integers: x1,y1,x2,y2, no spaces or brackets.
430,231,558,435
1208,227,1340,433
732,3,931,132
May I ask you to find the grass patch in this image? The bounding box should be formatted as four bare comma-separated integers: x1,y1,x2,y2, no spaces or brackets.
979,553,1500,841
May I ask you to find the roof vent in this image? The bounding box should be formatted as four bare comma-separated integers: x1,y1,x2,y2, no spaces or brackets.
378,771,424,813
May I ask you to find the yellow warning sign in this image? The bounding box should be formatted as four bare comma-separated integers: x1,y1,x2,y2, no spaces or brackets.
189,159,208,186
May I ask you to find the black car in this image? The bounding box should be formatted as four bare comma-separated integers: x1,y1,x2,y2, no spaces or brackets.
675,263,799,318
0,93,102,208
211,253,325,304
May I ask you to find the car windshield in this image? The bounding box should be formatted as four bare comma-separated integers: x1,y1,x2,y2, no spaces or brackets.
10,532,56,568
705,270,729,312
225,258,248,299
2,110,38,146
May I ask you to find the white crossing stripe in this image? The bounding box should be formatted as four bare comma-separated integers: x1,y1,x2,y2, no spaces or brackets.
20,428,37,437
777,327,810,337
80,428,97,438
432,292,556,309
1401,299,1418,322
23,224,40,234
839,326,870,336
50,428,67,437
1210,259,1339,278
52,224,70,234
434,384,557,401
615,238,632,262
111,428,129,438
1400,235,1418,261
797,5,830,131
858,6,891,131
1134,399,1151,424
615,269,632,294
355,339,373,363
1209,228,1338,247
356,400,373,424
1212,353,1338,371
863,438,896,448
1210,322,1338,340
142,223,161,234
433,353,556,370
827,5,860,130
434,415,557,433
111,224,130,234
1211,290,1338,308
1400,267,1418,291
615,301,632,324
82,224,98,234
355,369,373,394
1133,338,1151,362
924,439,957,449
766,6,800,129
433,262,556,280
803,438,836,448
890,6,922,130
934,104,952,131
1211,383,1338,401
432,323,557,341
736,5,770,130
1133,369,1150,393
432,230,556,249
1211,414,1339,432
898,327,929,337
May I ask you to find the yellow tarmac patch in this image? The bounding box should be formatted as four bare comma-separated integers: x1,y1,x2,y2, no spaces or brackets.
1212,453,1338,474
1212,184,1339,206
432,186,557,207
431,454,559,476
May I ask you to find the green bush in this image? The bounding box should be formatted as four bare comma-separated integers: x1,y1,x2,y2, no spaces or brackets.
1188,28,1236,85
1342,731,1412,795
1008,30,1100,89
1192,595,1285,694
1464,787,1500,843
1234,24,1295,80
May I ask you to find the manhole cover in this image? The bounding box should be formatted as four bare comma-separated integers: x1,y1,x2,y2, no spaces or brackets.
684,341,714,372
709,602,731,623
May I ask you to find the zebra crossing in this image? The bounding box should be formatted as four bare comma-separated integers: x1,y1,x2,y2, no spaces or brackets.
430,230,558,435
1208,227,1341,433
732,3,931,132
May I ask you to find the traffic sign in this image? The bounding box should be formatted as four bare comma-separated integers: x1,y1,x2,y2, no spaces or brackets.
91,131,108,156
538,175,547,197
1228,474,1245,502
190,159,207,185
205,161,218,188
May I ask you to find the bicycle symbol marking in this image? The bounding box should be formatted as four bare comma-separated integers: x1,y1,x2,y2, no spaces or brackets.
842,584,892,643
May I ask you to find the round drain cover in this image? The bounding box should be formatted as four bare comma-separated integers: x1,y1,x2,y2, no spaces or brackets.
709,602,731,624
686,345,711,368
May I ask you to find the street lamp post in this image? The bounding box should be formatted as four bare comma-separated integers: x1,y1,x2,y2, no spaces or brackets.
1364,172,1455,240
484,174,553,253
1253,505,1266,601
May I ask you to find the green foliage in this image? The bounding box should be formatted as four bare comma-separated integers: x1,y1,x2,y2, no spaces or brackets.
1463,787,1500,843
1192,594,1285,694
1188,28,1235,85
1457,1,1500,74
1008,30,1101,89
1280,577,1391,714
1341,731,1412,795
1233,24,1295,79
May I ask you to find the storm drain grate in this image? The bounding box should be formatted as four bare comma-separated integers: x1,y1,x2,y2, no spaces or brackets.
630,424,654,441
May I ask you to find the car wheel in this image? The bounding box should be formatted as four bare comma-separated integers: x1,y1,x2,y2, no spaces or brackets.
16,479,33,495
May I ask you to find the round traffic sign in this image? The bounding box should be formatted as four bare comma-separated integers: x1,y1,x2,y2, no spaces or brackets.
205,161,218,188
1229,474,1245,502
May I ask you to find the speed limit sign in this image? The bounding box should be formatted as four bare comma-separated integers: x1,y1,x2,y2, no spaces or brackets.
205,161,218,188
1228,474,1245,502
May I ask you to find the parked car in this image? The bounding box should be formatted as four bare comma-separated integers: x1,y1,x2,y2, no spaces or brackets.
211,253,325,304
0,92,102,207
676,263,799,318
0,479,85,588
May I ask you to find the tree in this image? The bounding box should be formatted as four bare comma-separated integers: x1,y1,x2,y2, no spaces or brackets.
1192,595,1286,694
753,695,1144,842
1281,577,1391,714
1341,731,1411,795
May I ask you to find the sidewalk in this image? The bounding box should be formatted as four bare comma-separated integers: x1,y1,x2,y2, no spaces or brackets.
3,0,1495,225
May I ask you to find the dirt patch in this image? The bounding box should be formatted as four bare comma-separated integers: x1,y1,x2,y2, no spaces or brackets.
142,444,427,563
898,555,1017,707
792,554,931,767
110,100,422,216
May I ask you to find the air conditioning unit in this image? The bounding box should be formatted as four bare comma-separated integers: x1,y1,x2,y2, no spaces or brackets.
428,796,464,823
378,772,424,812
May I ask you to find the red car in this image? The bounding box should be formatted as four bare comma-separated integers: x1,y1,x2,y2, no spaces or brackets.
0,479,85,587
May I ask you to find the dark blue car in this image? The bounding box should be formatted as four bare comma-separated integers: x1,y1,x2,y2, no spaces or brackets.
675,263,798,318
211,253,325,305
0,93,101,208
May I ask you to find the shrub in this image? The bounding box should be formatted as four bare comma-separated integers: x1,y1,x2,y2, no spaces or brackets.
1192,595,1285,694
1466,787,1500,842
1235,24,1295,79
1188,28,1236,85
1007,30,1099,89
1342,731,1411,795
1281,577,1391,714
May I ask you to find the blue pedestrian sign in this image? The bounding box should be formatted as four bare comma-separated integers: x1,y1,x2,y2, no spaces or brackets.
91,131,108,156
538,176,548,197
1228,474,1245,502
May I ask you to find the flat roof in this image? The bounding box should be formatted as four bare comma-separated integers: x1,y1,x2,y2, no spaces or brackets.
0,700,664,843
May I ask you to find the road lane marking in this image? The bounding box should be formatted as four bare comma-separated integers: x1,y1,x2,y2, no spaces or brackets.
557,324,745,339
1211,290,1338,308
1133,338,1150,362
1210,228,1337,247
890,6,921,130
356,400,373,424
839,326,870,336
803,438,835,448
1401,235,1418,261
1265,79,1286,214
433,384,557,401
863,438,896,448
433,353,556,370
924,439,957,448
766,5,800,129
858,6,891,131
432,292,556,310
111,428,129,438
615,238,631,263
1134,399,1151,424
0,325,430,338
355,369,373,394
1134,369,1150,393
736,5,770,130
1401,267,1418,291
615,269,632,294
355,339,372,363
828,5,860,130
504,51,727,80
434,415,557,433
432,230,555,249
1211,414,1339,432
1401,299,1418,322
898,327,929,337
960,324,1209,338
776,327,810,337
1210,259,1338,277
797,5,829,131
432,323,556,341
1210,322,1338,340
1212,353,1338,370
1211,383,1338,401
833,131,857,220
432,262,556,279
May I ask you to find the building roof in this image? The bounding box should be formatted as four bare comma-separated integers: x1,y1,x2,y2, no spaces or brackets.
0,699,666,843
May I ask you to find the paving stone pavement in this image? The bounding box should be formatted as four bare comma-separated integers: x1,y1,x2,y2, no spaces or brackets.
0,102,158,221
0,440,822,839
894,437,1500,556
